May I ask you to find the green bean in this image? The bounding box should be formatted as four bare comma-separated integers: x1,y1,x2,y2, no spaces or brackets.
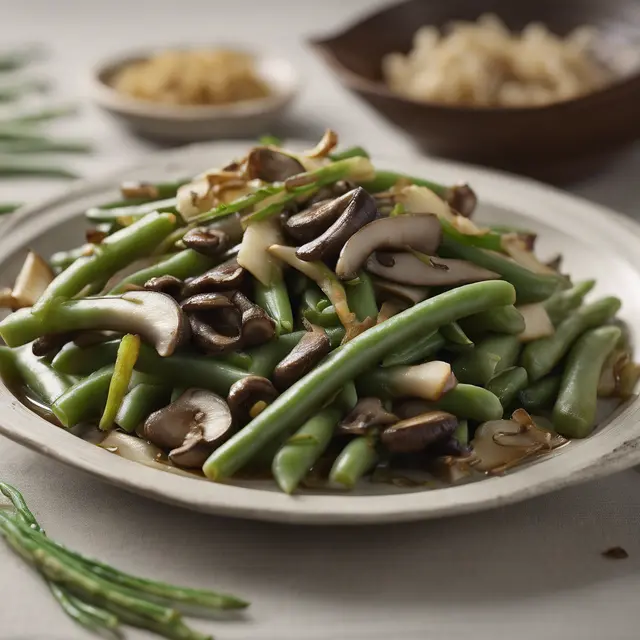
452,334,520,385
31,212,176,312
439,235,565,303
440,321,473,347
52,366,113,427
345,271,378,321
0,45,45,72
14,346,72,405
0,79,49,102
553,326,621,438
4,105,77,123
203,281,516,480
0,481,42,531
50,246,89,272
458,305,525,335
330,146,370,161
258,134,283,146
85,198,177,222
0,159,78,179
272,405,342,494
453,420,468,445
329,435,379,489
544,279,596,326
49,584,121,636
521,297,621,381
359,170,455,199
115,383,171,433
120,179,189,201
0,138,92,154
0,201,21,214
381,330,445,367
518,375,561,413
439,217,504,252
485,367,529,410
432,384,504,421
254,279,293,334
108,248,215,294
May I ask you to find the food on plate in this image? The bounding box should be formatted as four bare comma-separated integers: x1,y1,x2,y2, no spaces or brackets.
382,14,611,107
0,130,636,493
111,48,271,106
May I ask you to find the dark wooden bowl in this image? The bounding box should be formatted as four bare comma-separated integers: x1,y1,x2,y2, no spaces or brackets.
310,0,640,182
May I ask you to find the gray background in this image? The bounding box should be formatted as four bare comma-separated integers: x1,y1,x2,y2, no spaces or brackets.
1,1,640,638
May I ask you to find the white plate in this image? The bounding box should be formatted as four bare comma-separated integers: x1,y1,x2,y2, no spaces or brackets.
1,142,640,525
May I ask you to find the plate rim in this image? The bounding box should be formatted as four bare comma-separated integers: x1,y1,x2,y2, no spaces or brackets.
2,141,640,525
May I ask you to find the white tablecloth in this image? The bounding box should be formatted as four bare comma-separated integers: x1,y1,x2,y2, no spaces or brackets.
1,2,640,638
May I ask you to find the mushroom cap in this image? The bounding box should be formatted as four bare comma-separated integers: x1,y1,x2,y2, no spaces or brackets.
272,328,331,391
226,375,278,425
181,293,242,354
380,411,458,453
230,291,276,347
181,258,245,297
246,147,305,182
143,388,233,469
295,187,379,263
338,397,398,436
144,275,184,300
335,214,442,281
182,227,229,257
366,252,500,286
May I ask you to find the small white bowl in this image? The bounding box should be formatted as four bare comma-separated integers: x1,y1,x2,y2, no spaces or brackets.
90,47,299,142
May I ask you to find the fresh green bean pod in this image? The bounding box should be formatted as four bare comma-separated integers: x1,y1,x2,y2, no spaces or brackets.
272,405,343,494
329,435,379,489
120,179,189,201
485,366,529,410
358,170,453,199
85,198,177,222
521,297,621,381
544,279,596,326
330,146,370,161
14,346,72,405
440,321,473,347
518,375,561,413
552,326,621,438
49,246,89,272
345,271,378,321
439,217,504,252
458,305,525,335
439,236,566,303
108,248,215,294
381,330,445,367
115,383,171,433
254,278,293,334
431,384,504,422
452,334,520,385
31,212,176,312
203,280,516,480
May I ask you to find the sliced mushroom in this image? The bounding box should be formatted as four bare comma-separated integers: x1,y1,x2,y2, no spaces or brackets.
246,147,305,182
143,389,233,469
32,333,75,357
393,399,433,420
335,214,442,280
296,187,378,263
501,234,558,275
305,180,354,207
471,412,567,474
181,293,242,354
100,255,163,295
385,361,457,401
304,129,339,159
338,397,397,436
237,217,284,286
447,183,477,218
366,252,500,286
516,303,555,342
371,277,430,305
230,291,276,347
144,275,184,300
10,251,54,309
227,376,278,425
181,258,245,297
272,327,331,391
284,199,340,244
182,227,229,257
381,411,458,453
397,185,452,219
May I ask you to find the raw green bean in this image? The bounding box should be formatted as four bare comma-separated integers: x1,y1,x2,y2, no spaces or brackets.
521,297,621,381
439,235,565,303
203,281,516,480
31,212,176,312
440,321,473,347
115,383,171,433
52,366,114,428
272,405,342,494
518,375,561,413
552,326,621,438
329,435,379,489
14,346,72,405
85,198,177,222
254,279,293,334
0,160,78,179
330,146,370,161
485,366,529,410
0,202,21,215
345,271,378,321
458,305,525,335
431,384,504,422
381,330,445,367
544,279,596,326
108,248,215,294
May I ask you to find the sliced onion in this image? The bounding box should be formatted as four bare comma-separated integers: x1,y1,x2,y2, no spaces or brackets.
237,218,283,286
501,234,557,275
11,251,54,309
516,303,555,342
388,361,457,401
